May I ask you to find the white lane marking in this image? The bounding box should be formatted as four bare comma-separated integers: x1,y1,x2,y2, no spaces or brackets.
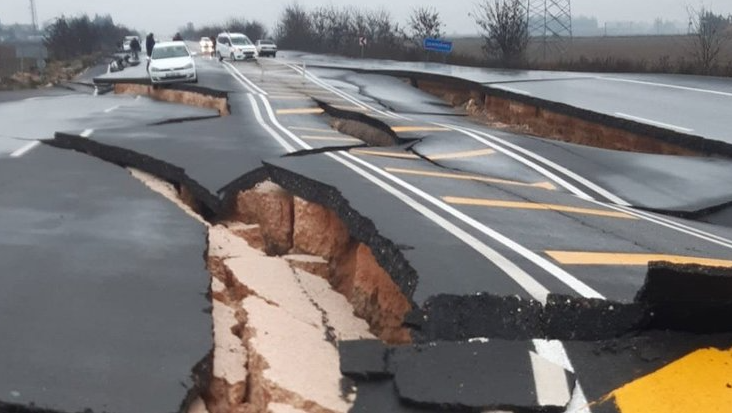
435,123,596,202
452,125,732,251
235,65,596,411
615,112,694,134
339,150,604,300
493,85,533,96
256,94,554,302
533,340,591,413
222,61,268,95
456,126,632,206
10,141,41,158
284,62,403,119
530,351,573,407
222,64,256,94
80,129,94,138
246,94,296,152
601,76,732,98
103,105,120,113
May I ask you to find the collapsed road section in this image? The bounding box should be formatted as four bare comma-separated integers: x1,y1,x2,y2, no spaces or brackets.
4,54,732,413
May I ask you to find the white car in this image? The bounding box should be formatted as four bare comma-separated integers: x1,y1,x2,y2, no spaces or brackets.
148,41,197,84
255,39,277,57
200,37,214,55
216,32,257,61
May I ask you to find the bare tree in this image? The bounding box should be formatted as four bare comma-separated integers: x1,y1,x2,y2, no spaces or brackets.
688,6,731,74
472,0,528,65
275,2,313,50
405,7,444,48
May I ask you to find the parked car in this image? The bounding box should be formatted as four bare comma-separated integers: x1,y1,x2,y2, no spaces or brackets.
216,32,257,61
148,41,197,84
122,35,140,52
199,37,214,55
255,39,278,57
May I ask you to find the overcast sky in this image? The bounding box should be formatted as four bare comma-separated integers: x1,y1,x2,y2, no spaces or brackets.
2,0,731,36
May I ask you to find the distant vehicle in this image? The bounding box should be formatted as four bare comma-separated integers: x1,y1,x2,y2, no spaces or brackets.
255,39,278,57
148,41,197,84
216,32,257,61
122,35,140,52
200,37,214,55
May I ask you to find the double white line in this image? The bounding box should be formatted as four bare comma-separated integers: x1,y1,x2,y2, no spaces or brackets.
229,62,592,412
229,63,606,304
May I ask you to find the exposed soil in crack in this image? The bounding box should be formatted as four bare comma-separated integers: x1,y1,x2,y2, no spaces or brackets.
127,163,405,412
114,83,230,116
314,99,401,147
407,75,725,157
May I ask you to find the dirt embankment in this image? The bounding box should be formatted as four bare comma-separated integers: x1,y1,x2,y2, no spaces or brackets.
0,55,100,91
413,77,706,156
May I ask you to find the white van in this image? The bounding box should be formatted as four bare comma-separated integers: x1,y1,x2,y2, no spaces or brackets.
216,32,257,61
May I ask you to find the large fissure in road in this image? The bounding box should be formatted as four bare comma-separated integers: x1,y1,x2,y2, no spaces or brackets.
404,74,730,157
33,74,732,412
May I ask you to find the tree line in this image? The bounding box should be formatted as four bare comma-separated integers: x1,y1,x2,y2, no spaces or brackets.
43,14,132,60
177,19,268,43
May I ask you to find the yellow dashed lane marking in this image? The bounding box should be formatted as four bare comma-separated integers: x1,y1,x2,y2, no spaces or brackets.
443,197,637,219
301,135,362,143
276,108,324,115
428,148,495,160
391,126,450,133
350,149,419,159
603,347,732,413
385,167,556,190
546,251,732,267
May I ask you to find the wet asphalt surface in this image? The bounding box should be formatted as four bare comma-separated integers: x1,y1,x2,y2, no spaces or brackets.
2,52,732,412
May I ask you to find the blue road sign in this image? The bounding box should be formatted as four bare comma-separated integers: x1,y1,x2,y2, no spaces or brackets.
423,38,453,53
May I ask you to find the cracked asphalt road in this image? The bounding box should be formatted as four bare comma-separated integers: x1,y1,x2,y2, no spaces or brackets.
2,51,732,413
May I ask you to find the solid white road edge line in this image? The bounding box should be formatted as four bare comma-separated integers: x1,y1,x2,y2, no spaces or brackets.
615,112,694,134
601,76,732,98
9,140,41,158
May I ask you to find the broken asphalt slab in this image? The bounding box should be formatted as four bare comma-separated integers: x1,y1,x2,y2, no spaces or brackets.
342,339,575,413
0,145,211,413
0,93,218,143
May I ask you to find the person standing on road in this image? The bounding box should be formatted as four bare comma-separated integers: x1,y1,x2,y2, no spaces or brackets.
145,33,155,70
129,37,141,60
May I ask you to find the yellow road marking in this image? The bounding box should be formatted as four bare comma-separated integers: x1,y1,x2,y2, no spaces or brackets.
350,149,419,159
428,149,495,160
301,135,362,143
276,108,325,115
546,251,732,267
288,126,339,134
602,347,732,413
391,126,450,133
385,167,556,190
443,197,637,219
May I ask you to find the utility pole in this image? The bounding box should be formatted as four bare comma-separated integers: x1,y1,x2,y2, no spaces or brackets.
525,0,573,59
29,0,39,32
